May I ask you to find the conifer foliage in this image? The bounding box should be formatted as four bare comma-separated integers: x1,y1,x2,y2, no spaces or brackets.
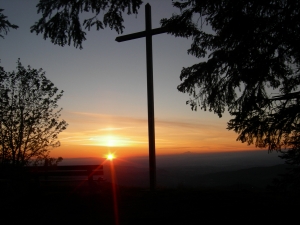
31,0,143,49
161,0,300,190
161,0,300,150
0,8,18,38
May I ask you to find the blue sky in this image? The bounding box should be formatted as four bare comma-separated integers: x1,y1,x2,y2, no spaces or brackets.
0,0,260,158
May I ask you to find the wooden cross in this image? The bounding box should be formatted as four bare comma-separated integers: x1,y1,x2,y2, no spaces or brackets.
115,3,169,191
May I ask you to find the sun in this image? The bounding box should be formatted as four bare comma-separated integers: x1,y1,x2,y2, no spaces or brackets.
106,153,115,161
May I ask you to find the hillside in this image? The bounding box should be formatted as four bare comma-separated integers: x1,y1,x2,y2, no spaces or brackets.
103,164,288,189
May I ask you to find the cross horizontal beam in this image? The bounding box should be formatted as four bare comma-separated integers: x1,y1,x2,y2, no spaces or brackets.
115,3,171,191
115,26,169,42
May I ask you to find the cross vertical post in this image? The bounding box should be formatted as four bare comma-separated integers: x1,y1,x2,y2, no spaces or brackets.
115,3,169,191
145,4,156,191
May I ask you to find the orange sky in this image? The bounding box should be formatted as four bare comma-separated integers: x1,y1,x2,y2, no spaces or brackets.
51,111,257,158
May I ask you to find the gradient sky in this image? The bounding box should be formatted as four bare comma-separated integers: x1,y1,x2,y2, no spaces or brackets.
0,0,258,158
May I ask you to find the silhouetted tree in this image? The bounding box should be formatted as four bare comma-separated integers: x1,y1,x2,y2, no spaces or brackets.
159,0,300,149
273,146,300,192
0,60,68,166
160,0,300,190
31,0,143,49
0,8,18,38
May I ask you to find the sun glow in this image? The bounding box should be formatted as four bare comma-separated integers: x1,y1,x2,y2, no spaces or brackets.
88,135,131,147
106,153,115,161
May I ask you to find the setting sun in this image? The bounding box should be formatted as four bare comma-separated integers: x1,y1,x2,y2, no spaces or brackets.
106,153,115,161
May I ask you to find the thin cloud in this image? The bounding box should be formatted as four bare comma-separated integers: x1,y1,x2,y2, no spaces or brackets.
98,127,132,131
66,111,225,131
60,111,247,152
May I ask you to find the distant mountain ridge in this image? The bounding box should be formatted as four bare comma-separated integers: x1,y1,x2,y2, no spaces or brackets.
182,164,288,189
99,163,287,189
61,150,283,168
60,151,286,188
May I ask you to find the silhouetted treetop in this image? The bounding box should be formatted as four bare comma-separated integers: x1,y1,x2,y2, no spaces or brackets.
0,9,18,38
30,0,143,49
0,60,68,166
161,0,300,151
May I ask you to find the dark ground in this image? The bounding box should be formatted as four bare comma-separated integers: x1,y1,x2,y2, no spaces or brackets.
1,181,299,225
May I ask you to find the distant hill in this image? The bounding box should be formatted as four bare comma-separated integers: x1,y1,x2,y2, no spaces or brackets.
60,151,287,189
61,150,283,168
182,151,193,154
101,163,288,189
183,164,289,189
